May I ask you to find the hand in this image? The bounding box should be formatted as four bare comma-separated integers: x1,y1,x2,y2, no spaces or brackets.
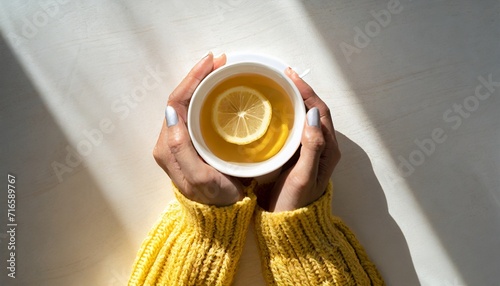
257,68,341,212
153,53,245,206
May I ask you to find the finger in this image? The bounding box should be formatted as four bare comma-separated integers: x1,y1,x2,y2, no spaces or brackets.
213,53,227,70
285,67,335,133
268,108,326,212
165,106,208,179
285,67,339,162
292,108,325,189
168,52,215,120
163,106,244,205
153,118,184,184
285,67,326,110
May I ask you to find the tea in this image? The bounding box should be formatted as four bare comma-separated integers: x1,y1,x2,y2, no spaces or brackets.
200,73,294,163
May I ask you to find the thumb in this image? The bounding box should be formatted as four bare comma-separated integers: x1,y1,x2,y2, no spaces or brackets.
292,107,325,184
165,105,244,205
165,106,205,176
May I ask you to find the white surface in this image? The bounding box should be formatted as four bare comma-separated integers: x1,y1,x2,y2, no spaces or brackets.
1,0,499,285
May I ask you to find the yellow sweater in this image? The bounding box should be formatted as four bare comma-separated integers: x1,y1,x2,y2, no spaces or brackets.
128,181,384,285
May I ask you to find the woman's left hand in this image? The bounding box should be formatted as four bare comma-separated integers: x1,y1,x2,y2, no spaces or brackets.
153,53,246,206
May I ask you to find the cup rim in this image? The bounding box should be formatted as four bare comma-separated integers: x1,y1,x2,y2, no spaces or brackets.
187,53,305,177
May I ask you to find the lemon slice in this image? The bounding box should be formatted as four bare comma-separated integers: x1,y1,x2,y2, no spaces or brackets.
212,86,272,145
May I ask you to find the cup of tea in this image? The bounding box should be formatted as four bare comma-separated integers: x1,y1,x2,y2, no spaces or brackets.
187,53,305,177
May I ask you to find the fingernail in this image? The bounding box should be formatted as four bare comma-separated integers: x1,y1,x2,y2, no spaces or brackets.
202,51,212,59
307,107,320,127
291,66,302,75
298,68,311,79
165,106,178,127
286,67,300,78
214,52,224,59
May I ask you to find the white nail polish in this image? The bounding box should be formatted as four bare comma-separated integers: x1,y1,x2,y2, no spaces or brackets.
299,68,311,79
165,106,178,127
291,67,311,78
307,107,320,127
201,51,211,59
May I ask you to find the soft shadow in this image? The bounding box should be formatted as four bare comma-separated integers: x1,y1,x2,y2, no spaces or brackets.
0,34,133,285
332,132,420,286
297,0,500,285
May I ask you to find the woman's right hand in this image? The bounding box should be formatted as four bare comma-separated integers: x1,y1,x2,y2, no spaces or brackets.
257,67,341,212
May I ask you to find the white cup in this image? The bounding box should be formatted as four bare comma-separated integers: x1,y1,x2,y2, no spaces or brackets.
187,53,305,177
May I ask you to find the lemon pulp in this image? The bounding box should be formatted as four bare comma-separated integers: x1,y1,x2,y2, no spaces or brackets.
212,86,272,145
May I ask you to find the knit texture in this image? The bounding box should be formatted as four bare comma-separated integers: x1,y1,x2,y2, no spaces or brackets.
128,181,256,286
129,180,384,285
254,182,385,286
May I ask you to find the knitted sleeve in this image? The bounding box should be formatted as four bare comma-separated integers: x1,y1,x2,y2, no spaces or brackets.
128,182,257,286
254,182,384,286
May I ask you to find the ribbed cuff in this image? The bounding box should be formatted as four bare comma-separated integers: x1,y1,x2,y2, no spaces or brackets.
173,181,257,239
129,182,257,286
255,182,384,285
165,181,257,285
